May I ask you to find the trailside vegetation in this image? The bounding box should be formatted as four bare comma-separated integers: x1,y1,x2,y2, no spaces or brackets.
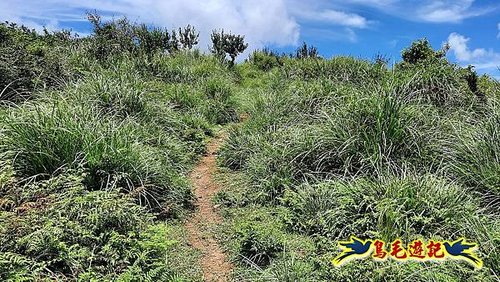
0,13,499,282
0,15,241,281
216,39,499,281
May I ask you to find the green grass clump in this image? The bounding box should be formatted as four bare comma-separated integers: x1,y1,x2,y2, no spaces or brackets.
2,99,191,215
231,212,285,267
306,90,437,176
201,76,239,124
217,206,316,272
446,100,500,205
147,51,230,84
282,56,386,86
394,61,474,107
283,174,479,241
221,84,442,202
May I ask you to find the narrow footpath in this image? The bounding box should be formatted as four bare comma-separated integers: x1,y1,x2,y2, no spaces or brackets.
185,133,233,282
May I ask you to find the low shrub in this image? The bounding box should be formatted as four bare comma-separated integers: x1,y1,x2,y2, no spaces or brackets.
249,49,283,71
282,56,386,85
0,22,74,101
224,208,286,267
394,61,473,107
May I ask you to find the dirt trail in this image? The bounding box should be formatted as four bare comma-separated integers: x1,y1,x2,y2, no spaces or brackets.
185,133,233,282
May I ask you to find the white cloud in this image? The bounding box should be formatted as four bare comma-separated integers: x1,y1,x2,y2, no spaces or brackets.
312,10,369,28
447,32,500,72
345,28,357,42
284,2,372,45
346,0,396,6
0,0,300,55
497,23,500,39
417,0,475,23
327,0,495,23
447,33,487,61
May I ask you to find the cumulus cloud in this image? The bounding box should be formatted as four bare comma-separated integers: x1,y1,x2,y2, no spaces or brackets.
447,33,487,61
447,32,500,71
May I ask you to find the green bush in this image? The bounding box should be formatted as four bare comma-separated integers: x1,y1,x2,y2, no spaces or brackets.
221,85,440,202
282,56,386,85
249,49,283,71
401,38,448,65
202,77,238,124
225,209,286,267
147,51,226,83
2,95,192,215
309,91,436,176
394,60,472,107
0,22,73,101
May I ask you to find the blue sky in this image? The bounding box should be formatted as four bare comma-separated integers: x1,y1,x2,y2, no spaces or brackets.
2,0,499,77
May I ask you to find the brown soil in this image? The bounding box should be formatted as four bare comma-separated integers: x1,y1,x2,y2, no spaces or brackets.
185,133,233,282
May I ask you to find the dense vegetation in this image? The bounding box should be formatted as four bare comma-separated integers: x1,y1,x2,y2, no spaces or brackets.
0,16,240,280
0,14,499,281
215,40,500,280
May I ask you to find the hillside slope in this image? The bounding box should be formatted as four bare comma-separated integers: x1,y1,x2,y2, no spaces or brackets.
1,18,499,282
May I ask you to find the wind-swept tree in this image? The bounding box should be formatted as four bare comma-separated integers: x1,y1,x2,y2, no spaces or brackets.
210,29,248,66
178,24,199,50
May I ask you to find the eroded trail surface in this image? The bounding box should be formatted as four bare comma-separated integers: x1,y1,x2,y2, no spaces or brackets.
185,133,233,282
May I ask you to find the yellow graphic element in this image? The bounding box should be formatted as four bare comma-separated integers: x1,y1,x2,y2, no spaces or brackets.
332,236,373,267
442,238,483,269
333,236,483,269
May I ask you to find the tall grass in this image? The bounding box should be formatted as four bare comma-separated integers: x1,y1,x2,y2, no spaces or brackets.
284,174,480,241
446,100,500,208
218,44,500,281
220,80,443,202
0,38,237,279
